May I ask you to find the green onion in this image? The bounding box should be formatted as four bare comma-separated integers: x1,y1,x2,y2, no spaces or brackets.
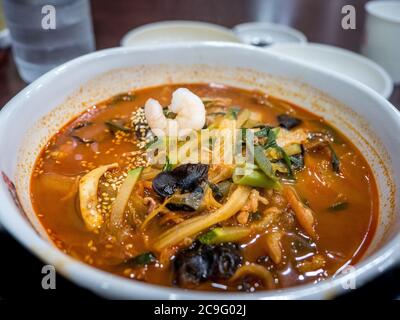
263,127,280,149
227,107,241,120
233,165,280,189
199,227,251,245
105,120,131,133
162,156,173,171
110,93,135,104
253,145,279,182
277,146,294,179
328,145,340,173
254,126,273,138
257,127,294,179
126,252,156,266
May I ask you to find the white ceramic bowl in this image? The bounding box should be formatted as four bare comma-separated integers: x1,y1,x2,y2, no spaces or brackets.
121,21,241,47
0,43,399,299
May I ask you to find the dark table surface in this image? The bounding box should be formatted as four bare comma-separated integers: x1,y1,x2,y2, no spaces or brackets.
0,0,399,300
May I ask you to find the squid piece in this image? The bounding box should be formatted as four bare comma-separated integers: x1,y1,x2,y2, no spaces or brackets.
283,186,317,239
229,264,275,288
265,232,283,264
296,254,326,273
79,163,118,232
237,189,269,224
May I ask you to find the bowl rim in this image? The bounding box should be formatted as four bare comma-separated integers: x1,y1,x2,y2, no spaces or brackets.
267,42,394,99
0,42,399,299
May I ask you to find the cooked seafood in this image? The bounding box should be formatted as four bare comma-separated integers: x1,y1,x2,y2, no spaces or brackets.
144,87,206,137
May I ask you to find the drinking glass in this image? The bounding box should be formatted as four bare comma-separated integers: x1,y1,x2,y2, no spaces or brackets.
3,0,95,83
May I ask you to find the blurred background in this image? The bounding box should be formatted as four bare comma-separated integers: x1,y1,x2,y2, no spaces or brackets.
0,0,399,299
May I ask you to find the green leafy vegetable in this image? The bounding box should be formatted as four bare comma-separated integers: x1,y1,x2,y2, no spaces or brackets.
126,252,156,266
311,120,343,144
278,146,294,179
263,127,280,149
71,135,95,144
105,119,131,133
258,127,294,179
254,126,273,138
289,154,304,171
162,156,173,172
253,145,279,182
227,107,241,120
110,93,135,105
329,145,340,173
72,121,93,131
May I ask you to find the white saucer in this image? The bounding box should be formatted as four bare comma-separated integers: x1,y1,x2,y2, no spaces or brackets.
121,21,241,47
267,43,393,98
233,22,307,47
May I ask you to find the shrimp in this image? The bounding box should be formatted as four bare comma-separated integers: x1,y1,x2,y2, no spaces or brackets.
144,88,206,137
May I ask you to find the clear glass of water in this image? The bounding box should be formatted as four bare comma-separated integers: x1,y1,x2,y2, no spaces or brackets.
3,0,95,83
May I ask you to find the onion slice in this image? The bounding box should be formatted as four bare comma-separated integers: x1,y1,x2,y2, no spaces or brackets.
79,163,118,232
110,167,143,230
153,185,251,251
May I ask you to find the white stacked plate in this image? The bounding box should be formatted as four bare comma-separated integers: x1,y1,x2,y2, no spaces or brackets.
267,42,393,99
